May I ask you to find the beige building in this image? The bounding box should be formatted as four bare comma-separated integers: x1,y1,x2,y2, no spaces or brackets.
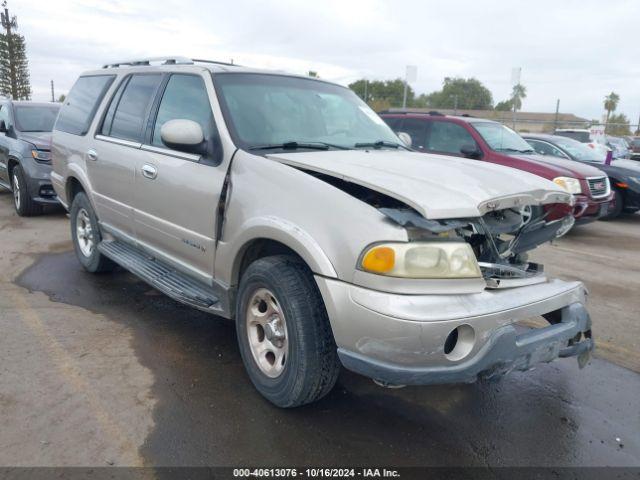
383,108,591,133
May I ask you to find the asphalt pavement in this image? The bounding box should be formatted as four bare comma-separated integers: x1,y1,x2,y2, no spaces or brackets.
0,190,638,469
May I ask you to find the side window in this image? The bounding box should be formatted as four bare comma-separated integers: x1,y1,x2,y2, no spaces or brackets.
426,121,476,155
400,118,428,150
528,139,567,158
152,74,214,147
0,105,10,128
55,75,115,136
108,74,163,142
383,117,401,130
100,77,129,136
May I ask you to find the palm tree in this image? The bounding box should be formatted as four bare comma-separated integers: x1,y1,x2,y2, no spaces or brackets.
604,92,620,125
511,83,527,112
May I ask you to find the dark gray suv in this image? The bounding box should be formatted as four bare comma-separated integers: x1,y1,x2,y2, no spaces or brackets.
0,100,61,216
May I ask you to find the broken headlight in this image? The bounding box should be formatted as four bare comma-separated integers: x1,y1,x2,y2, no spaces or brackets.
359,242,482,279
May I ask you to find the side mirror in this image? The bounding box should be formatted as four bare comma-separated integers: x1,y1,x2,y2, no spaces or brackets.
160,119,206,155
460,143,481,159
0,120,6,133
397,131,412,147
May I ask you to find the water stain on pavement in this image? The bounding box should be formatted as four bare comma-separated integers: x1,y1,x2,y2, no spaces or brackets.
16,251,640,467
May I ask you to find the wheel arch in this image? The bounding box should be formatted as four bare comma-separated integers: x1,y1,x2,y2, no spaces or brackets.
223,220,338,288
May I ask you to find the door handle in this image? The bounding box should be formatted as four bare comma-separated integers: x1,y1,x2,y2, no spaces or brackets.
141,164,157,180
87,149,98,161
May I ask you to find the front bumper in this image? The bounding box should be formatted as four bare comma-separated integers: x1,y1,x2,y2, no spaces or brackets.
316,277,593,386
572,192,614,224
22,157,59,205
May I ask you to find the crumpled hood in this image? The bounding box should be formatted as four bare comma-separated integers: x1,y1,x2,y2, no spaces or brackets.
267,150,571,219
18,131,52,150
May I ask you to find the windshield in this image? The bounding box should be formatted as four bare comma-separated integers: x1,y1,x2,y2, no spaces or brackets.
551,136,602,162
213,73,401,150
472,122,534,153
14,105,60,132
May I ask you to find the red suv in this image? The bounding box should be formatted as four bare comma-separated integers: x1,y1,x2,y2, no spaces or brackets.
380,111,614,224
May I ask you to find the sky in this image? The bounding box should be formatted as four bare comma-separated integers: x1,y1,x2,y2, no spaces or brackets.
12,0,640,124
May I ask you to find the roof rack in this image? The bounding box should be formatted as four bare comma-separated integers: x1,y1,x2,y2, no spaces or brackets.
378,109,445,116
102,56,238,69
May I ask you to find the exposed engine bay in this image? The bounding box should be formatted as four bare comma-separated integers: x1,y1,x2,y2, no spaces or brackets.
305,170,574,288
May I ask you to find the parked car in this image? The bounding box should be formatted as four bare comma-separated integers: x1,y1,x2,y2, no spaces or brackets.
554,128,610,160
380,112,613,224
0,100,61,215
606,135,631,159
51,57,593,407
523,134,640,218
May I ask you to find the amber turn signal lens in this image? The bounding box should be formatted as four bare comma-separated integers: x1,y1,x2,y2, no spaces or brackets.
361,246,395,273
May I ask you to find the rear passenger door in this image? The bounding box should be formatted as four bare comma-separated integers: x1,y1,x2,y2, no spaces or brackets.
425,120,478,157
90,73,163,239
132,73,226,285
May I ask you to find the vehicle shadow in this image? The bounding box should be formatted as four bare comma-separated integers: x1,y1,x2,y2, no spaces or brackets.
16,251,639,468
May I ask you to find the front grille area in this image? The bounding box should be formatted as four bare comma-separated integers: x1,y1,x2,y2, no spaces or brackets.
587,176,609,199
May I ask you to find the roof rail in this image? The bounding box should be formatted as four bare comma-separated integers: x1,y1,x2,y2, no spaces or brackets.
102,56,194,68
101,57,240,69
192,58,237,67
378,109,446,116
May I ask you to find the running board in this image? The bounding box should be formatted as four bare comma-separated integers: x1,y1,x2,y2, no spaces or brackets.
98,240,222,313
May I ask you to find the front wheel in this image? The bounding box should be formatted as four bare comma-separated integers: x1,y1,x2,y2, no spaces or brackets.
70,192,115,273
11,164,42,216
602,188,623,220
236,255,340,407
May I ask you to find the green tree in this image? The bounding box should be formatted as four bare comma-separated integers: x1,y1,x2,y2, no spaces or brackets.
511,83,527,111
57,94,66,103
420,77,493,110
603,92,620,128
349,78,415,109
606,113,631,136
307,70,318,78
495,99,513,111
0,4,31,100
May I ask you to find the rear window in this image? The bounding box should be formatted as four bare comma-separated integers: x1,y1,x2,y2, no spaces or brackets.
555,130,590,143
55,75,115,135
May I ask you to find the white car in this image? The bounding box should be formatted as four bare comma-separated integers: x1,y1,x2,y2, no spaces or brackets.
554,128,610,162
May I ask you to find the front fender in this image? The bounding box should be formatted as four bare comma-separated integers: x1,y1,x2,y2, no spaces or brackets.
215,216,338,286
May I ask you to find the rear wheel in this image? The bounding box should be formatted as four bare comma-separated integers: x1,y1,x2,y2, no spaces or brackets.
70,192,115,273
236,255,340,407
11,164,42,217
602,188,623,220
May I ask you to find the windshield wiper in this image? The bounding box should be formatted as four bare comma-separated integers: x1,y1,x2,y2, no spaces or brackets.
496,147,535,154
249,141,348,151
354,140,407,150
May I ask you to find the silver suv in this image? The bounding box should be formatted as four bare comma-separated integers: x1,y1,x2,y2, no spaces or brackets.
51,57,593,407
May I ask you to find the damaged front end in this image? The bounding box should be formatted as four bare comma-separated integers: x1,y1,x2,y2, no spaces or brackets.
380,200,574,289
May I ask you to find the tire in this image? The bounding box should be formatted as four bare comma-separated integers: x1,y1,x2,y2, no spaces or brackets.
602,188,623,220
11,164,42,216
70,192,115,273
236,255,340,407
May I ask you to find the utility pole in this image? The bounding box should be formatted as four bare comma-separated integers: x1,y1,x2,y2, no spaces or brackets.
1,2,18,99
554,99,560,132
50,80,54,102
452,95,458,115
